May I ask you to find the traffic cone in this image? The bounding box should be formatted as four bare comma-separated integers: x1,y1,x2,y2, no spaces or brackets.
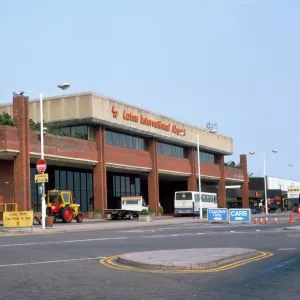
289,212,294,223
254,218,258,224
265,216,269,224
259,217,264,225
274,217,278,224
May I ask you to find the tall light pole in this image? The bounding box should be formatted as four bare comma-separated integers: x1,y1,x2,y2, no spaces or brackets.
16,83,70,229
249,150,279,215
180,122,218,219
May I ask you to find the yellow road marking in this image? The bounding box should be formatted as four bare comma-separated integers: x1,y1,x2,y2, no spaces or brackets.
99,251,273,274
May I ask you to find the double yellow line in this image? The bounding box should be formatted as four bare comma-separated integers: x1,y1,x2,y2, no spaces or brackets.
99,251,273,274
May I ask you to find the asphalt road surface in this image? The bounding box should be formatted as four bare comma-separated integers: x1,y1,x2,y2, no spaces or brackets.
0,221,299,300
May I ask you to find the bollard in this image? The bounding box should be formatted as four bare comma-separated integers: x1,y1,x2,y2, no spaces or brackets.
192,202,194,219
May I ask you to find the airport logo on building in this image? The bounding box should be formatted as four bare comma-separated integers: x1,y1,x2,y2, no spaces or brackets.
111,106,186,136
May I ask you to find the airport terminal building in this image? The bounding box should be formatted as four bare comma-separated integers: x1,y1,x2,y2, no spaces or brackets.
0,92,249,216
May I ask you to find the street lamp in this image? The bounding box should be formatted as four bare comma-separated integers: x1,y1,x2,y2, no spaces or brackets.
180,122,218,219
15,83,71,229
249,150,279,215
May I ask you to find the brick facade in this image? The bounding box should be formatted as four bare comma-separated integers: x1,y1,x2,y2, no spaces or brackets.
217,155,226,208
240,154,249,208
187,148,197,191
93,126,107,212
0,95,249,214
13,96,30,211
147,139,159,214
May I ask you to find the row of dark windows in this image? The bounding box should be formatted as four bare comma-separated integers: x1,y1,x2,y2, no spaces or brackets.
196,151,216,164
105,129,145,150
157,142,185,158
113,174,141,198
61,125,89,140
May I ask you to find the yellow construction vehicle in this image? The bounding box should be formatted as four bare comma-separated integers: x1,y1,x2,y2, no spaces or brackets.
46,189,83,223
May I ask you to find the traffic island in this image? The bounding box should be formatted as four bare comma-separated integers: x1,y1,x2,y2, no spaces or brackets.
115,248,267,271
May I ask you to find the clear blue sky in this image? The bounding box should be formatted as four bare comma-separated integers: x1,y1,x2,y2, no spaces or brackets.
1,0,300,180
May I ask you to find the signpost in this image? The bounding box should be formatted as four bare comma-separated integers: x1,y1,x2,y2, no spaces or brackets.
229,209,251,223
36,159,47,174
35,173,49,183
207,208,228,223
3,211,33,227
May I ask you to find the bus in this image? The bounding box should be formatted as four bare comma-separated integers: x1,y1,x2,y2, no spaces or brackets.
174,191,218,216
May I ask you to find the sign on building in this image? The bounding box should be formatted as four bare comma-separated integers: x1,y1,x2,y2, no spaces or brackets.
229,209,251,223
287,186,300,199
207,208,228,223
3,211,33,227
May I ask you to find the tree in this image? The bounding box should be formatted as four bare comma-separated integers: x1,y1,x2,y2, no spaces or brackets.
0,112,14,126
225,160,241,168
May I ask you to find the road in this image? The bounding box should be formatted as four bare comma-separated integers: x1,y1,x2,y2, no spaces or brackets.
0,221,299,300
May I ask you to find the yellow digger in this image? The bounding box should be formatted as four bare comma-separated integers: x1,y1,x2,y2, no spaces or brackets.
45,190,83,223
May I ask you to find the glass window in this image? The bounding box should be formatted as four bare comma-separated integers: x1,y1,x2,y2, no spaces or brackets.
60,171,67,189
62,193,70,203
74,190,80,205
126,177,130,196
126,135,132,149
81,173,87,191
166,145,172,156
119,133,125,147
74,172,80,190
132,137,137,149
112,132,118,146
139,138,145,150
131,184,135,195
87,173,93,191
121,176,126,196
54,170,60,189
105,130,112,144
115,175,120,197
81,190,87,212
67,171,74,191
135,178,141,196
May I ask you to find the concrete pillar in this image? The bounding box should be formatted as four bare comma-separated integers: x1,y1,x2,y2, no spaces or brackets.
147,138,159,214
93,126,107,213
240,154,249,208
217,155,226,208
187,147,197,191
13,95,31,211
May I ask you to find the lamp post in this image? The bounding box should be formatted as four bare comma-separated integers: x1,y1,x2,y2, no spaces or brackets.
249,150,279,215
180,122,218,219
16,83,70,229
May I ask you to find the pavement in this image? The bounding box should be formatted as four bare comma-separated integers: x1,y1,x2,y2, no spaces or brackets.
1,212,297,236
1,215,300,299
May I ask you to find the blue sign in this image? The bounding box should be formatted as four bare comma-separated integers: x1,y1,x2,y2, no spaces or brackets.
229,209,251,223
207,208,228,222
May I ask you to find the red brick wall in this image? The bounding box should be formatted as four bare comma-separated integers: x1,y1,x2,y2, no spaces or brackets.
106,144,152,169
0,160,14,204
240,154,249,208
224,167,244,181
148,139,159,214
0,126,20,151
13,96,30,211
93,126,107,212
29,130,98,161
157,155,191,174
198,163,221,178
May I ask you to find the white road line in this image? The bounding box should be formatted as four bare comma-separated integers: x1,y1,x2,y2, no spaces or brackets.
0,256,105,268
0,237,127,248
277,248,298,251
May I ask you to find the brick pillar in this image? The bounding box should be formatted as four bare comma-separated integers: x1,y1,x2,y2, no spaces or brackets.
187,147,197,191
147,138,159,214
93,126,107,214
13,95,31,211
240,154,249,208
217,155,226,208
